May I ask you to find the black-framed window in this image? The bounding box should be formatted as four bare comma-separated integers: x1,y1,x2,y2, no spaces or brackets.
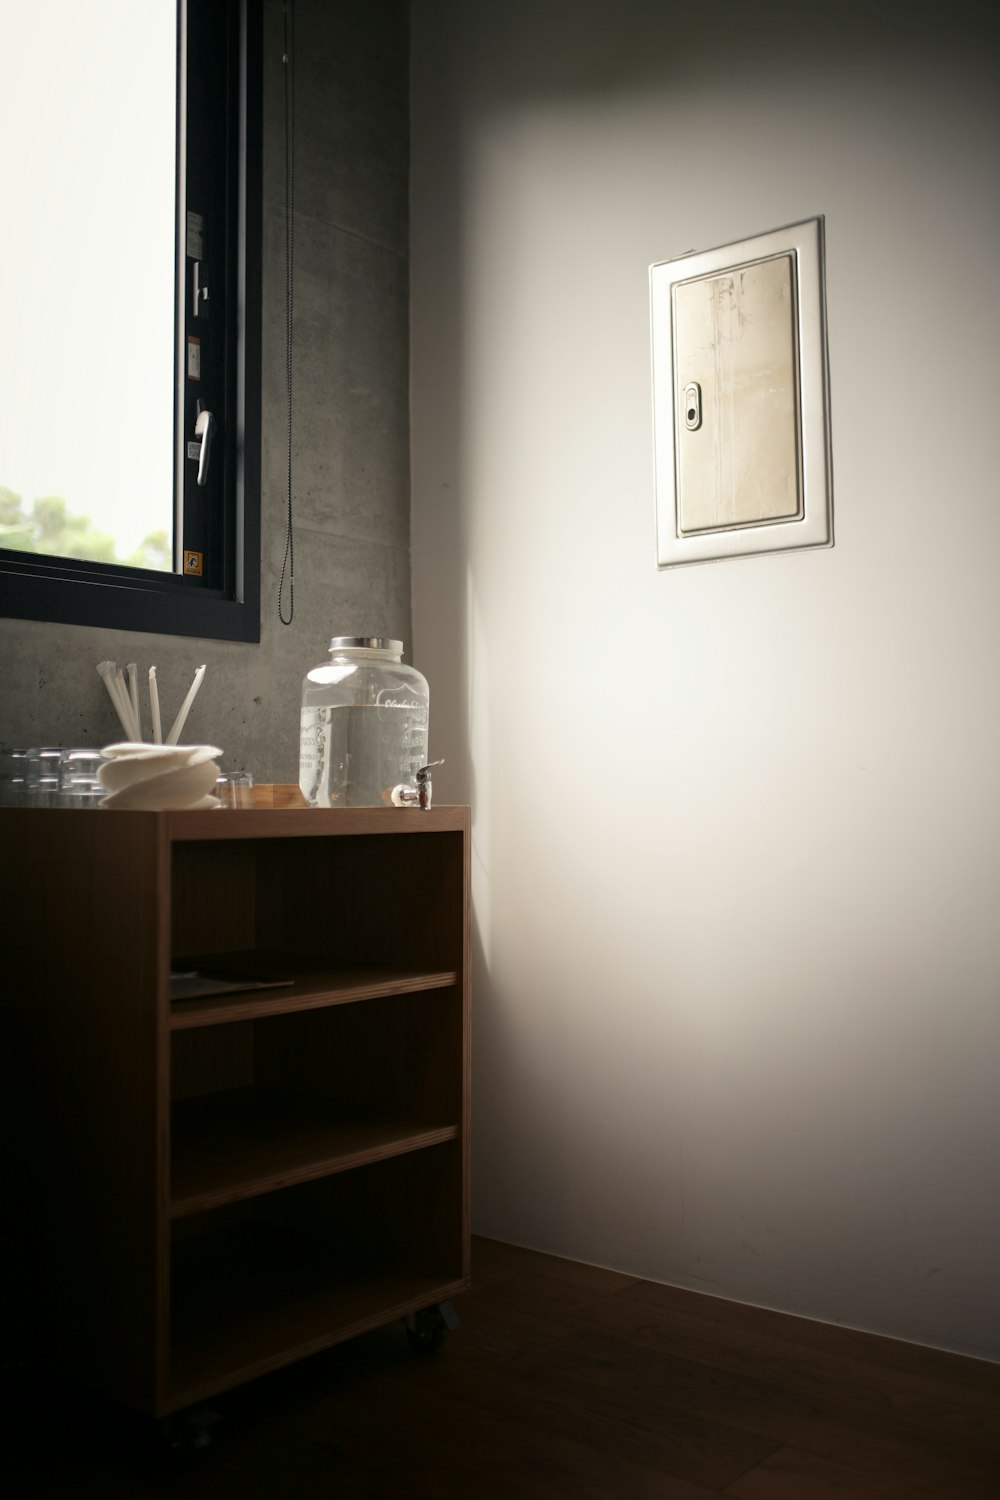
0,0,261,643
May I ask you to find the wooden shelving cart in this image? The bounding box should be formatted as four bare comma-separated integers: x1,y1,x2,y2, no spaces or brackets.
2,805,470,1421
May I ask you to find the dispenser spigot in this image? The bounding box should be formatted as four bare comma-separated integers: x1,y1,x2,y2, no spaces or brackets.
390,760,444,811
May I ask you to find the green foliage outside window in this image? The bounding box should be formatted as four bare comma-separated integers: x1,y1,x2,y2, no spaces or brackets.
0,487,170,572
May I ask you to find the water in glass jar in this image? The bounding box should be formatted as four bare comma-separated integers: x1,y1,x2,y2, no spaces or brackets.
298,639,430,808
299,700,428,807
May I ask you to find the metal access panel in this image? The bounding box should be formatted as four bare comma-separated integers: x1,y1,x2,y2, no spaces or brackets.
650,217,832,567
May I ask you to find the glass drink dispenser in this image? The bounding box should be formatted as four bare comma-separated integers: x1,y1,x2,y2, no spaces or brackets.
299,637,430,808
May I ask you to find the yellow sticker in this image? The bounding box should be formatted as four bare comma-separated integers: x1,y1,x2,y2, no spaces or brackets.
184,551,203,576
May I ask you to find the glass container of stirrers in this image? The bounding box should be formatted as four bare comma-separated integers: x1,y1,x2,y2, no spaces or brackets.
97,660,206,746
94,660,223,809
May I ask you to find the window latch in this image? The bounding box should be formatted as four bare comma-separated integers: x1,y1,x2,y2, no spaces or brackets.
192,260,209,319
195,406,215,487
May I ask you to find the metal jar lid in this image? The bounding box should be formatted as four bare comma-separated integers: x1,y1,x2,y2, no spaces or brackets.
328,636,403,653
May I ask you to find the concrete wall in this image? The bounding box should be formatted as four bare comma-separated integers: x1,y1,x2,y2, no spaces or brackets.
410,0,1000,1359
0,0,410,782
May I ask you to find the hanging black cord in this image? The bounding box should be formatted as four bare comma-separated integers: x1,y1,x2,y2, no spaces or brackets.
278,0,295,624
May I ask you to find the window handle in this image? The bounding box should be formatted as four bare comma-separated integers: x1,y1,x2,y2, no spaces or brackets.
195,407,215,487
192,260,209,319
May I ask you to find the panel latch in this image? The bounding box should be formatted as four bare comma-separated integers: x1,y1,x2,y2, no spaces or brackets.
683,381,702,431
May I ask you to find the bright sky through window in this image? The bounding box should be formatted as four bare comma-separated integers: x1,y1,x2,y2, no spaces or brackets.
0,0,176,564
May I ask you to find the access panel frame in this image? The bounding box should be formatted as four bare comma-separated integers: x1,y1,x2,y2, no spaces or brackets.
650,216,833,568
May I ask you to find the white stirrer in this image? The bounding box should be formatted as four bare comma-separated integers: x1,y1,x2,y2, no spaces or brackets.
97,661,138,740
149,667,162,744
166,664,207,745
126,663,142,743
114,666,140,740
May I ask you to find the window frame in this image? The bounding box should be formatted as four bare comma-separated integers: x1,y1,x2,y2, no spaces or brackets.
0,0,262,644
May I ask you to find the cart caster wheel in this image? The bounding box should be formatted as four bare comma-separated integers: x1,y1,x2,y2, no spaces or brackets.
405,1299,460,1354
406,1308,447,1353
159,1406,221,1459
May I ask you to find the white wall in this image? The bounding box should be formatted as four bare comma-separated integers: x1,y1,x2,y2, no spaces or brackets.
410,0,1000,1360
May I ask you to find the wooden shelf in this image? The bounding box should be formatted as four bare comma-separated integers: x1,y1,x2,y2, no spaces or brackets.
171,1088,459,1216
170,960,459,1029
163,804,468,842
169,1222,465,1410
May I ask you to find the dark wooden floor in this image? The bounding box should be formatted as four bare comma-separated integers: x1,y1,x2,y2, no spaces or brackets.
5,1236,999,1497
